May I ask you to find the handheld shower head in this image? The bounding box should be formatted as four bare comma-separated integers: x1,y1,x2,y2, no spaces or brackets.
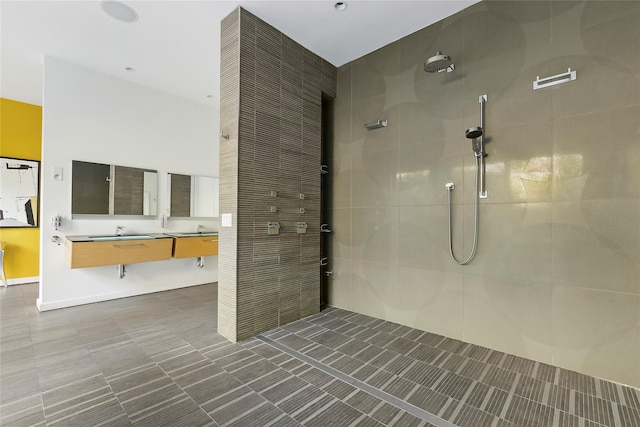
465,127,483,139
465,127,484,156
424,51,454,73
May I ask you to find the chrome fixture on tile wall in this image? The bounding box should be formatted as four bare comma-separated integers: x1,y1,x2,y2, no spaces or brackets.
445,94,488,265
533,67,576,90
364,119,388,130
424,51,455,73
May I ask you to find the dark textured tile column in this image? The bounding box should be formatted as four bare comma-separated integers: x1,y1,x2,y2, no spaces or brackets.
218,7,336,342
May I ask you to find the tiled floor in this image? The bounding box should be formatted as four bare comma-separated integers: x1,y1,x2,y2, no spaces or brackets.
1,282,638,427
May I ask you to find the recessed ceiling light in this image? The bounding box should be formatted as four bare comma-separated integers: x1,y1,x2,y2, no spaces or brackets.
335,2,347,11
125,67,136,72
102,1,139,23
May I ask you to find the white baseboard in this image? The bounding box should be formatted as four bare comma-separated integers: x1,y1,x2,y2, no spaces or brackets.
35,281,211,312
5,276,40,286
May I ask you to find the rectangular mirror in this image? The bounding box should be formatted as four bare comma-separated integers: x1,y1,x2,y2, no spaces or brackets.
72,160,158,217
0,156,40,228
168,173,219,218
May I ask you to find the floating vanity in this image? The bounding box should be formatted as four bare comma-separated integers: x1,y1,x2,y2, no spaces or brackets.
64,234,173,269
64,232,219,271
164,232,219,258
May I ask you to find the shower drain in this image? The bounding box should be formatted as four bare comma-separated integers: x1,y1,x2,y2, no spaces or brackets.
257,335,456,427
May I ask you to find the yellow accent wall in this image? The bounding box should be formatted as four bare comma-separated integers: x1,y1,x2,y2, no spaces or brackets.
0,98,42,280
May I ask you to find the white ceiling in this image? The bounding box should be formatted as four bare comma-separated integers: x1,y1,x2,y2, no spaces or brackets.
1,0,478,107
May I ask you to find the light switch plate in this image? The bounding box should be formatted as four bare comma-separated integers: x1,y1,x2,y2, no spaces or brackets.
221,213,232,227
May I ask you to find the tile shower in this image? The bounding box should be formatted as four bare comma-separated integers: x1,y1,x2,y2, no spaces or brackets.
327,0,640,388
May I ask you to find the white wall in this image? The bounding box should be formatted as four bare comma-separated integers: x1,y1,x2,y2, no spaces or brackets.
38,57,220,311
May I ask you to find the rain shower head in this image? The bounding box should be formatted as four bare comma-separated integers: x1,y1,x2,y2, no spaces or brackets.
424,51,454,73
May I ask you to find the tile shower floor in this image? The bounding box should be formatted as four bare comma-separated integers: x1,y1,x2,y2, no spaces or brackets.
1,283,639,427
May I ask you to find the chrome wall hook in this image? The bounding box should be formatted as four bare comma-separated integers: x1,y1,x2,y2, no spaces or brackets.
364,120,388,130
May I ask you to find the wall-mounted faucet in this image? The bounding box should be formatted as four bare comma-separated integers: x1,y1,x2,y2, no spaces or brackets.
115,225,125,236
197,224,206,234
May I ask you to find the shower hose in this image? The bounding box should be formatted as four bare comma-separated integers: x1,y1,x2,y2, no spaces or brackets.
446,155,480,265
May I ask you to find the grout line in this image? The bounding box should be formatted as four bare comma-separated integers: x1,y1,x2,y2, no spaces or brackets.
44,388,113,418
105,363,157,382
40,374,104,394
616,383,627,407
0,402,44,421
219,399,268,426
297,396,336,425
153,344,193,363
288,390,328,419
242,369,286,391
117,382,173,405
46,396,120,426
162,357,210,376
551,408,560,427
386,408,406,426
274,383,313,407
93,413,130,427
128,393,186,421
258,334,457,427
262,412,290,427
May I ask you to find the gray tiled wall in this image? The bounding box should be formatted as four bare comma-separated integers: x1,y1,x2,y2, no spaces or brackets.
328,0,640,388
219,7,336,342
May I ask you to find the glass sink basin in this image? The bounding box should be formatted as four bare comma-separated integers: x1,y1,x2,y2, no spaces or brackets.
88,235,156,241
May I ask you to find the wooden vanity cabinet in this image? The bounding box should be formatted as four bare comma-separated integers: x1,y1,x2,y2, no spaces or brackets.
65,238,173,268
172,236,219,258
